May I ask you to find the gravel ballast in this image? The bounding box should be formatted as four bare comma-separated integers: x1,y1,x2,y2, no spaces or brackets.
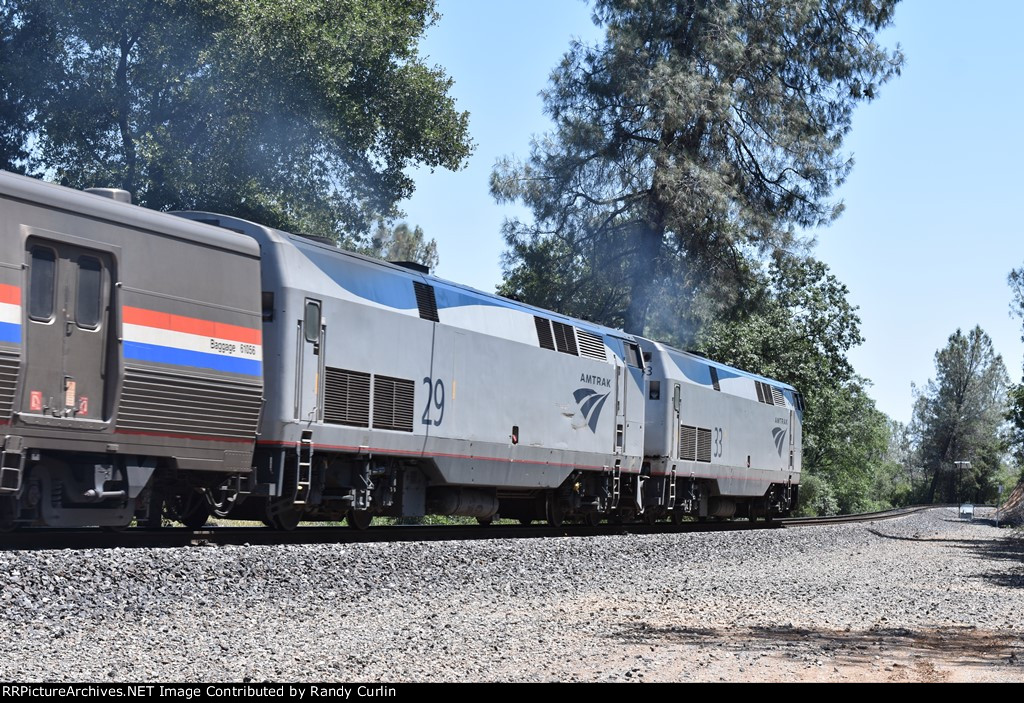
0,507,1022,682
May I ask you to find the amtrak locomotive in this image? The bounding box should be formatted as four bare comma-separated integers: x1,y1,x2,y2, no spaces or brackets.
0,171,802,529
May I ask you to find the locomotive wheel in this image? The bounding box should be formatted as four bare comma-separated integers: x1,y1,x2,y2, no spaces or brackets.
671,509,684,526
264,499,302,531
582,512,601,527
545,493,565,528
346,509,372,530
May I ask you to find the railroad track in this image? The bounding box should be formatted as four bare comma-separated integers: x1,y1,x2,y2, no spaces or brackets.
0,505,938,551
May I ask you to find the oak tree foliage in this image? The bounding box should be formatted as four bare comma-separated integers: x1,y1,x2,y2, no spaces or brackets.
0,0,472,241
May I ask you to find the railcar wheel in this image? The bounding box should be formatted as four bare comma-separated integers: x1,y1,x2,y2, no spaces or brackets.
143,491,165,529
167,490,211,529
476,516,494,526
0,497,18,531
347,509,372,530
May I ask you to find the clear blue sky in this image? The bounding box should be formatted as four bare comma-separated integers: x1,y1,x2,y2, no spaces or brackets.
403,0,1024,425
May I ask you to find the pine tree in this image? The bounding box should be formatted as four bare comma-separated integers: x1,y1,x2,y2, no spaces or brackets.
493,0,903,338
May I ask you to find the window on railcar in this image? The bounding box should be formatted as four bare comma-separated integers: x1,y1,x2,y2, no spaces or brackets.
75,256,102,329
28,246,56,321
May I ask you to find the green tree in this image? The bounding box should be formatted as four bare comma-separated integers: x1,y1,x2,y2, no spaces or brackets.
361,222,439,272
1,0,472,240
493,0,903,337
910,327,1008,504
0,0,56,172
1004,266,1024,469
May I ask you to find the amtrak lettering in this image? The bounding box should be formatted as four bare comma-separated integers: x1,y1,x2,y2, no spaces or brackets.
579,373,611,388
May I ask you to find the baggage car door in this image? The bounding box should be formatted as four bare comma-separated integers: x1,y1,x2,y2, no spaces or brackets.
22,238,115,427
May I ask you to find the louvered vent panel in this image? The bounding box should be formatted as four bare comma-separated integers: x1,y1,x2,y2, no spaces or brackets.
771,386,785,406
697,427,712,462
372,375,415,432
576,329,606,360
552,321,578,356
0,349,19,419
534,316,555,350
679,425,697,461
324,368,370,427
118,366,262,438
709,366,720,391
412,282,439,322
755,381,765,403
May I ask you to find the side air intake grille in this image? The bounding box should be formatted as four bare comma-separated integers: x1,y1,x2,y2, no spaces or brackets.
324,368,370,427
771,386,785,406
535,316,555,350
413,282,439,322
576,329,606,361
697,428,712,462
372,375,415,432
679,425,696,461
552,321,578,356
118,367,262,438
0,349,19,419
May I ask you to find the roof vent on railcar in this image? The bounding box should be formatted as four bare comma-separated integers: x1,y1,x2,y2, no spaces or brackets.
84,187,131,204
292,232,339,247
392,260,429,274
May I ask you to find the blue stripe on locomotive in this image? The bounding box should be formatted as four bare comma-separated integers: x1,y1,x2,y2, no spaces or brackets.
302,240,629,357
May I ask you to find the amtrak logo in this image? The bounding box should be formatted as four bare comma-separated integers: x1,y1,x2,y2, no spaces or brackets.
574,388,610,433
771,427,787,456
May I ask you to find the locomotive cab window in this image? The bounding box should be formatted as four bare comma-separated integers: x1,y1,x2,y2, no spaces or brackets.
75,256,103,329
626,343,643,368
28,246,56,321
303,300,321,342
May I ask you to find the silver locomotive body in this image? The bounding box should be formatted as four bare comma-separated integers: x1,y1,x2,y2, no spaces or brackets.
175,213,648,527
639,340,802,520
